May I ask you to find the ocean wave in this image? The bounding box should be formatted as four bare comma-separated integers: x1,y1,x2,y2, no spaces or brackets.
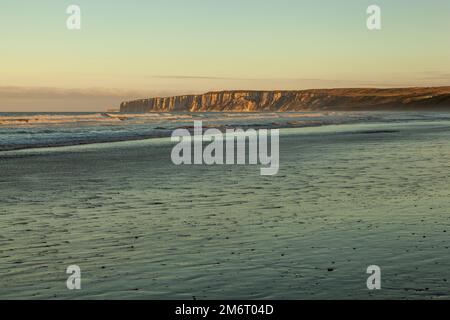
0,112,334,126
1,111,450,151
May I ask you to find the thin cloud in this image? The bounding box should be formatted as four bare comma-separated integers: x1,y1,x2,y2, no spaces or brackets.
0,86,178,100
418,71,450,80
146,75,423,88
150,75,243,80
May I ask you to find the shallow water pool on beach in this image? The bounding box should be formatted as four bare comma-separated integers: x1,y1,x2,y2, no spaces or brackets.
0,117,450,299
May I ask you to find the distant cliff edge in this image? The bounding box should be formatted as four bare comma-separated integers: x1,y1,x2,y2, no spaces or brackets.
120,87,450,112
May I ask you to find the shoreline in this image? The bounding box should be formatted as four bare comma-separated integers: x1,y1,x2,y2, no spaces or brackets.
2,115,449,299
2,118,450,155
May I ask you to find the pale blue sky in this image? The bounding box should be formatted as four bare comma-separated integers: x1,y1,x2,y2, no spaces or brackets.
1,0,449,110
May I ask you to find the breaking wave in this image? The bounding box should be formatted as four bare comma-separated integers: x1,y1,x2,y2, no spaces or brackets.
1,111,450,151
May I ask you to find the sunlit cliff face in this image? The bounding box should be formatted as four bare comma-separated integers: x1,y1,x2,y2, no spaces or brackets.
120,87,450,112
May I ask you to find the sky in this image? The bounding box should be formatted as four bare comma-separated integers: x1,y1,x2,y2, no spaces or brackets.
1,0,450,111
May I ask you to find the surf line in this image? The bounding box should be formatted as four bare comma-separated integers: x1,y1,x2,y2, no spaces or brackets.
171,121,279,176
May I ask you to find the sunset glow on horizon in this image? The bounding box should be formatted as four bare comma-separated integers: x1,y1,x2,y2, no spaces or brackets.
1,0,450,111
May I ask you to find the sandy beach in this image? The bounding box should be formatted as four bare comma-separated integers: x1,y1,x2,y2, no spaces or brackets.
1,116,450,299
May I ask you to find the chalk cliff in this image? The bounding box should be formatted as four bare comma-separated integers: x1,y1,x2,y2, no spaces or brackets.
120,87,450,112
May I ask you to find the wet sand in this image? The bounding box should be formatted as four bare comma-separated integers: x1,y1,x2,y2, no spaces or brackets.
1,120,450,299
